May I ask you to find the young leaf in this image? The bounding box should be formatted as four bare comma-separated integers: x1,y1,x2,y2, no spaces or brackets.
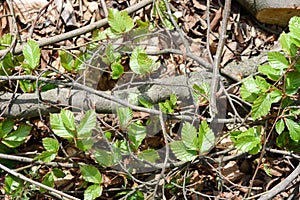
59,51,74,71
267,52,289,70
35,151,57,162
80,165,102,184
251,94,272,120
127,122,146,150
258,64,282,81
42,138,59,152
117,107,133,129
230,127,262,154
275,119,285,135
4,175,23,195
138,96,153,108
192,83,210,105
77,138,95,151
279,32,297,56
254,76,271,92
94,148,115,167
40,172,54,193
289,16,300,41
50,113,74,140
84,184,103,200
0,118,14,138
52,168,66,178
170,141,198,162
108,9,134,33
77,110,96,138
285,118,300,142
130,47,159,75
23,39,40,70
181,122,198,150
240,76,260,102
0,34,13,50
269,89,282,103
198,120,215,153
1,124,31,148
61,110,76,132
285,71,300,95
102,44,121,65
111,62,124,79
137,149,160,163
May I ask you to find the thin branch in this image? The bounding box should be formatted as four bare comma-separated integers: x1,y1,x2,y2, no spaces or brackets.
0,163,80,200
209,0,231,119
258,163,300,200
0,0,154,57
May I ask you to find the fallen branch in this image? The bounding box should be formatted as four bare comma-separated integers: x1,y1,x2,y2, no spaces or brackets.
258,163,300,200
0,71,213,118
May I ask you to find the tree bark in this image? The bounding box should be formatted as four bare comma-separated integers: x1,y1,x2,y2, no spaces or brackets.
235,0,300,26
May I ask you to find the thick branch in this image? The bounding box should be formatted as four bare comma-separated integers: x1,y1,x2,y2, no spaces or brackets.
0,71,213,118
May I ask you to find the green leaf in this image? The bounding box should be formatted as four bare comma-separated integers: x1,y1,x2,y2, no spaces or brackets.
240,76,260,102
42,138,59,152
2,124,31,148
275,119,285,135
59,51,74,71
4,175,23,195
0,34,13,50
267,52,289,70
117,107,133,129
286,71,300,95
102,44,121,65
40,172,54,193
127,122,146,150
251,94,272,120
192,83,210,104
138,96,153,108
289,16,300,41
0,118,14,138
94,148,115,167
198,120,215,153
52,168,66,178
77,138,95,151
84,184,103,200
108,9,134,33
77,110,96,138
19,80,35,93
170,141,198,162
23,39,40,69
258,64,282,81
137,149,160,163
35,151,57,162
279,32,297,56
181,122,198,150
269,89,282,103
61,110,76,132
254,76,271,92
230,127,262,155
50,112,74,139
126,190,144,200
80,165,102,184
111,62,124,79
130,47,160,75
170,94,177,105
285,118,300,142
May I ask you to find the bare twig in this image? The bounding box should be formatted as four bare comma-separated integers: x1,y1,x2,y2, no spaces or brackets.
0,0,154,57
258,163,300,200
209,0,231,119
0,163,80,200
